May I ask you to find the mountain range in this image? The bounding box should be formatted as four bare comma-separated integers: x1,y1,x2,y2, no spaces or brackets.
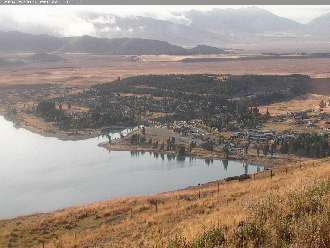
0,31,225,55
1,7,330,54
81,7,330,46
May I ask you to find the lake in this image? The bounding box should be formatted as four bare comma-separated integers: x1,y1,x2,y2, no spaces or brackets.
0,116,263,219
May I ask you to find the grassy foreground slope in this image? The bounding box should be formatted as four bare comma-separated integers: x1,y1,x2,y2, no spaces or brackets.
0,160,330,248
170,172,330,248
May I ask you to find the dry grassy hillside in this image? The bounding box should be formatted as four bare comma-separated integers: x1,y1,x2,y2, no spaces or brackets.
0,159,329,248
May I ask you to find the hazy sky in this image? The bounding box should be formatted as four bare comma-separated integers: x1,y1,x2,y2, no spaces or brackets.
0,5,329,36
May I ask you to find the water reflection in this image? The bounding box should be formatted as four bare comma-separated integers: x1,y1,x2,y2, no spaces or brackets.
205,158,213,166
132,150,212,164
129,151,261,173
222,159,229,171
243,161,248,175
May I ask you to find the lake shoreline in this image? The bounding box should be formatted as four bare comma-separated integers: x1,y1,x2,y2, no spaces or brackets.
0,110,133,141
0,115,266,220
99,141,296,169
1,110,295,169
99,126,299,169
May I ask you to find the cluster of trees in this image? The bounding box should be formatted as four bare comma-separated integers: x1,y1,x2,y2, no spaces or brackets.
218,74,310,99
36,100,64,122
35,74,310,131
256,142,277,157
130,133,146,145
95,74,310,99
319,99,330,109
253,133,329,158
279,133,329,158
4,106,18,122
201,139,215,151
203,105,267,131
130,132,189,157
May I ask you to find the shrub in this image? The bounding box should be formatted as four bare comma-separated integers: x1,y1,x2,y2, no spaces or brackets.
168,235,191,248
176,145,186,157
168,179,330,248
192,227,226,248
168,227,226,248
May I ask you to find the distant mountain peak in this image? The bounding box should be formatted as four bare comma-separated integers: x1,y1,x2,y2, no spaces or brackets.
0,30,225,55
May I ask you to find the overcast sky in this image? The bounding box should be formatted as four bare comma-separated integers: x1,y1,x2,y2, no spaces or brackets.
0,5,329,36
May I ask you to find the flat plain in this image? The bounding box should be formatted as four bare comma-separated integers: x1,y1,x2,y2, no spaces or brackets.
1,54,330,87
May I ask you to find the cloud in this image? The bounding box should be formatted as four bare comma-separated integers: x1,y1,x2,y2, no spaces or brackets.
0,6,96,36
0,5,329,37
262,5,330,24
